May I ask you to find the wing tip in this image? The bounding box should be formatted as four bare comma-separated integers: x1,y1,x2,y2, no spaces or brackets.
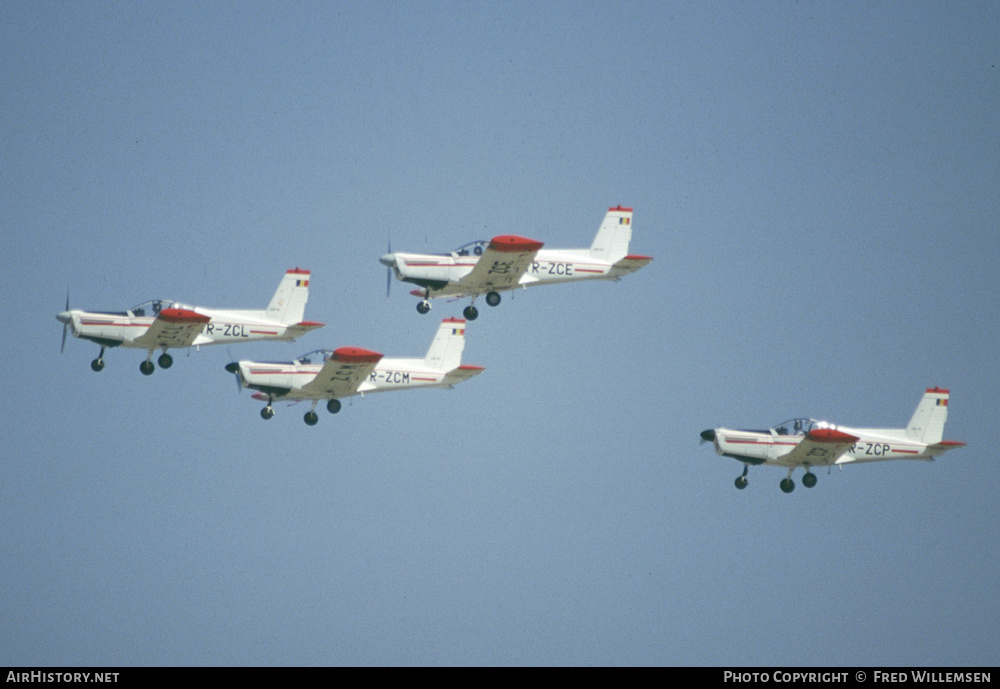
488,235,544,253
333,347,383,363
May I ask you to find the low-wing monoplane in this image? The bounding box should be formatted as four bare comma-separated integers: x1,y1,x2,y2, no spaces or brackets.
57,269,324,374
226,317,484,425
700,388,966,493
379,206,652,319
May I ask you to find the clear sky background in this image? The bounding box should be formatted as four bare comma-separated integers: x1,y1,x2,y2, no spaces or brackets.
2,1,997,667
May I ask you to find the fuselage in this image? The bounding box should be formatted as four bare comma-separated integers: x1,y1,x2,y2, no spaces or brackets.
239,355,482,400
60,304,320,349
711,422,951,468
389,247,650,297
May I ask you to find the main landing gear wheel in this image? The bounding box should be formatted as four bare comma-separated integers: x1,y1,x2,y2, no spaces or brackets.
463,305,479,320
327,399,342,414
417,300,431,314
802,472,817,488
260,406,275,420
140,360,155,376
780,477,795,493
304,411,319,426
158,353,173,369
91,358,105,372
486,291,501,307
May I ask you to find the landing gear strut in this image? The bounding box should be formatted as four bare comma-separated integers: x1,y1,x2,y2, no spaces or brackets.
260,396,275,420
91,346,106,372
304,401,320,426
780,471,795,493
735,465,749,490
417,288,431,314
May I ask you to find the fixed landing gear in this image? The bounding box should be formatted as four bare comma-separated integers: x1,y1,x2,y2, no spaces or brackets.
417,300,431,314
735,465,749,490
780,477,795,493
486,291,501,307
801,471,818,488
91,346,106,372
304,411,319,426
463,305,479,320
327,399,341,414
260,406,275,420
139,351,172,375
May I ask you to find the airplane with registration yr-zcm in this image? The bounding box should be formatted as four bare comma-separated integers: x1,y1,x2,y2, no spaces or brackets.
226,317,484,426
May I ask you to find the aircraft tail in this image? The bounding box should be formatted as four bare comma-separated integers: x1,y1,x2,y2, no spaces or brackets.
424,318,467,372
266,269,311,324
589,206,633,263
906,387,951,444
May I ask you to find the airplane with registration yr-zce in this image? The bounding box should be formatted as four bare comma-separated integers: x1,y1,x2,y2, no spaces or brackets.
379,206,652,320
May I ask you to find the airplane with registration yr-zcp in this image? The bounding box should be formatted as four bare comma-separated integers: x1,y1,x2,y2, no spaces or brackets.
700,388,966,493
57,269,324,375
379,206,652,320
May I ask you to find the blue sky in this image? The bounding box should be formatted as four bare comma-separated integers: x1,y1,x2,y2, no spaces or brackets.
2,1,998,666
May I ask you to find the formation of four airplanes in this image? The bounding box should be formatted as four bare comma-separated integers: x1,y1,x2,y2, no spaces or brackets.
56,206,965,493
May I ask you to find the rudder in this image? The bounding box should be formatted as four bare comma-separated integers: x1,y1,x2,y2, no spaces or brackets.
424,318,467,371
589,206,633,263
906,387,950,444
266,269,311,324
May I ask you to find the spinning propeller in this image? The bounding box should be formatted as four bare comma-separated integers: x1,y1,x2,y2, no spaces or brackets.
57,291,71,353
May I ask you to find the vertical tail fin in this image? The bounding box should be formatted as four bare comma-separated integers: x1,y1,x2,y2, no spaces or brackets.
906,387,951,444
266,269,311,324
589,206,633,263
424,318,467,371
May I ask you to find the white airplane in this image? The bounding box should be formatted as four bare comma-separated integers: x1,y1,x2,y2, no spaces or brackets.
700,388,966,493
226,317,484,425
379,206,652,319
57,269,324,375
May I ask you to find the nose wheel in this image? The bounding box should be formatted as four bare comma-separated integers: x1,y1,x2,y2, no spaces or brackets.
417,300,431,314
91,346,106,372
260,396,275,420
735,465,749,490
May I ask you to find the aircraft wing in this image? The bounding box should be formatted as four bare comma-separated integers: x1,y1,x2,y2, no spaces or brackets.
134,308,211,348
776,427,860,467
301,347,383,397
458,235,544,292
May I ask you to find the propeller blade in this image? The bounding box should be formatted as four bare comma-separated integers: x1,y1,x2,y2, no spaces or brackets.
385,237,392,298
225,348,242,394
60,290,70,353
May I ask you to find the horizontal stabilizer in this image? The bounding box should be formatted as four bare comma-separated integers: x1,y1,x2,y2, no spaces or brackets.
442,364,485,385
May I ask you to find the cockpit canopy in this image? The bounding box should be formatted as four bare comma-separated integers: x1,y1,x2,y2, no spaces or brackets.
770,418,829,436
293,349,337,365
128,300,192,317
451,240,488,257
